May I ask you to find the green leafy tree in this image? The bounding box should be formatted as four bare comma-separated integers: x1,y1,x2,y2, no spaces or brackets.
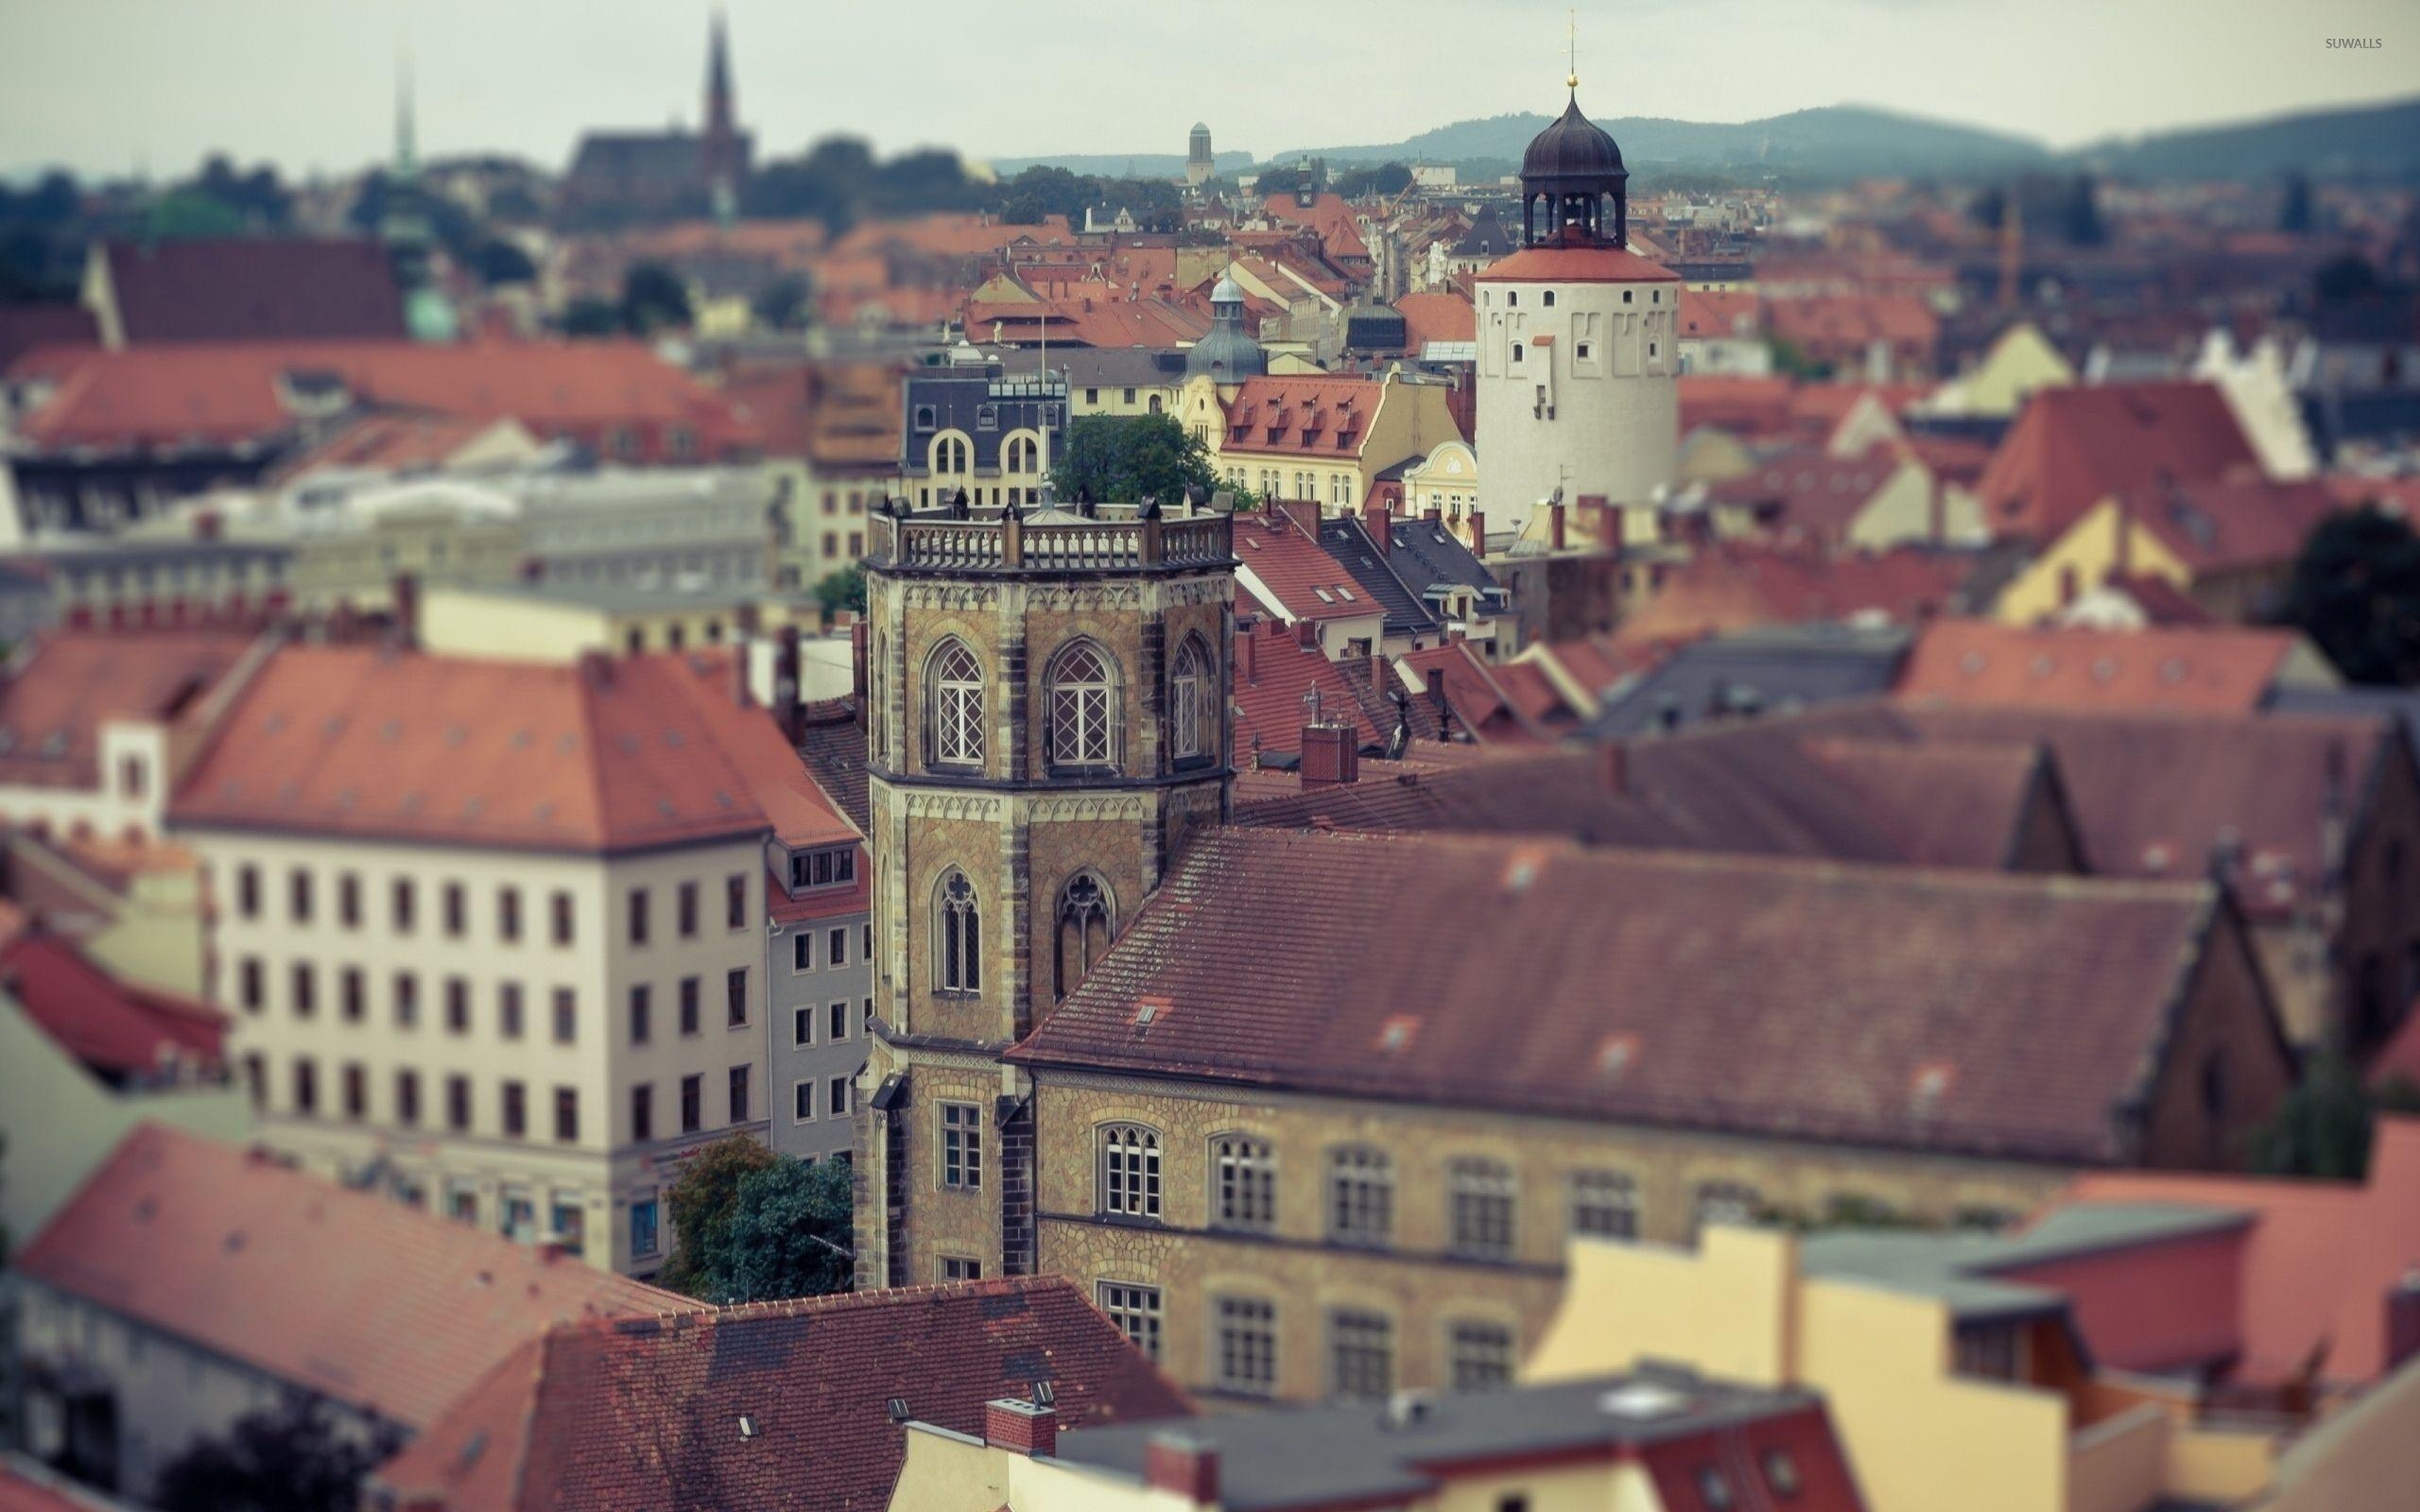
2315,253,2383,303
2276,506,2420,686
1047,413,1220,507
618,261,693,336
142,189,246,241
710,1158,855,1303
154,1398,404,1512
813,564,867,616
476,237,537,285
659,1133,778,1297
2247,1053,2420,1180
1767,335,1828,380
560,296,623,338
752,274,812,331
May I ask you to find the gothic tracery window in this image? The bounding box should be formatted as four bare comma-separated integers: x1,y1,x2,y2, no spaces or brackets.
1055,871,1115,1002
927,639,985,768
1046,641,1117,770
1169,636,1208,763
934,868,981,994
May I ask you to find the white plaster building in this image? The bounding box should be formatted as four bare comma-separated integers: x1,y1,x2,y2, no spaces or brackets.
1474,87,1680,542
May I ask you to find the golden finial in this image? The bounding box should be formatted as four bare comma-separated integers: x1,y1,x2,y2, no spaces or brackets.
1566,8,1579,91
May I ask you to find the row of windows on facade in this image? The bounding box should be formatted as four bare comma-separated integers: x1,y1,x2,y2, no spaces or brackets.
937,1118,2018,1253
789,997,874,1051
1231,468,1361,506
925,866,1114,1003
925,432,1044,475
916,634,1214,772
226,868,767,946
1480,285,1668,308
233,959,758,1045
375,1169,593,1254
245,1055,761,1144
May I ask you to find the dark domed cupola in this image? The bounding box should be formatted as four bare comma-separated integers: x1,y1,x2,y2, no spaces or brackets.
1519,82,1629,249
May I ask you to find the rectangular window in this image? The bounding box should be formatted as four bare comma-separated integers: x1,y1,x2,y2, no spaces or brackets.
631,1084,653,1143
289,961,317,1019
828,1076,850,1118
551,891,574,945
941,1102,982,1189
395,1069,421,1126
941,1256,982,1281
629,985,651,1045
340,967,364,1022
498,982,525,1040
726,968,748,1027
792,933,813,971
631,1196,661,1260
446,1074,471,1132
338,872,360,928
1328,1148,1393,1247
726,873,747,929
554,1087,579,1143
392,877,416,935
341,1062,365,1120
1570,1170,1639,1239
497,887,522,943
628,888,649,946
1329,1309,1394,1400
680,1074,702,1134
443,882,466,938
1214,1136,1276,1229
1215,1296,1277,1397
792,1005,813,1046
1097,1282,1164,1362
680,976,700,1035
1449,1160,1516,1260
678,881,699,939
827,927,847,968
502,1081,527,1139
552,988,576,1045
828,1000,849,1042
793,1080,816,1121
1099,1126,1162,1219
239,956,263,1012
394,971,420,1028
288,868,313,924
292,1058,318,1114
1448,1320,1515,1391
728,1064,750,1124
445,977,471,1035
236,865,260,920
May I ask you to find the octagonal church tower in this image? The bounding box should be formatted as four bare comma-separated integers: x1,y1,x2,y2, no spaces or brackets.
1475,75,1681,541
854,494,1236,1288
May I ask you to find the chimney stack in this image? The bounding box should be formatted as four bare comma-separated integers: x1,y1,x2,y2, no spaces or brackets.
1143,1432,1220,1504
984,1399,1058,1458
775,625,805,742
2389,1273,2420,1372
1295,619,1319,650
1299,722,1358,786
1602,742,1628,796
1467,510,1487,554
1363,497,1392,558
731,635,753,708
1238,622,1259,685
1549,502,1567,551
389,573,420,647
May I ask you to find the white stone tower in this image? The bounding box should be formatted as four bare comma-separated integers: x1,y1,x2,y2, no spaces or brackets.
1474,71,1678,542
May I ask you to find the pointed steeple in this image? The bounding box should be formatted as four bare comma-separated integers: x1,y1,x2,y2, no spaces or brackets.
705,6,735,137
394,48,419,181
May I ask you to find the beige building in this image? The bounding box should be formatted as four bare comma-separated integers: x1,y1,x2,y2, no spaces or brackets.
1185,372,1466,512
1399,438,1481,529
418,581,799,662
169,645,836,1276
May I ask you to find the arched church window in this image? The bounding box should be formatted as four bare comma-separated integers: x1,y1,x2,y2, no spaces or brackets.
1006,435,1038,472
1169,636,1209,763
925,639,985,768
934,433,970,474
1055,871,1115,1002
1046,641,1118,771
934,868,981,994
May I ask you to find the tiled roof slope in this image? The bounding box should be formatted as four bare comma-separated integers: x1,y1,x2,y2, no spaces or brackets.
14,1124,676,1430
795,698,871,833
1011,829,2220,1164
1979,383,2261,542
1233,510,1374,622
2124,475,2340,575
171,648,828,854
0,629,260,789
371,1277,1191,1512
99,237,406,344
1316,517,1439,636
0,924,224,1078
1894,621,2306,716
1232,619,1377,761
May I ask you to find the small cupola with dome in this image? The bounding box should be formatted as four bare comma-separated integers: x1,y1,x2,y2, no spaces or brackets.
1519,74,1629,249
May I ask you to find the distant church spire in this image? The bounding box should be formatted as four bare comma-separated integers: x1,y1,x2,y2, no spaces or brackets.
394,48,419,180
705,6,735,138
701,6,743,222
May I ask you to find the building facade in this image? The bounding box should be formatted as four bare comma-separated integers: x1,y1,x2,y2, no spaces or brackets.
852,495,1236,1289
769,833,873,1164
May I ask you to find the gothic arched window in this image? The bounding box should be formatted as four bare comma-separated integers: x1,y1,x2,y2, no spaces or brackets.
1046,641,1118,771
925,639,985,768
934,868,981,994
1055,871,1115,1002
1098,1123,1162,1218
1169,635,1210,763
1006,434,1038,472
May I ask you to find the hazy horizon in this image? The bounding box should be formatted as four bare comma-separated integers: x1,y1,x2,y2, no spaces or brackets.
2,0,2415,182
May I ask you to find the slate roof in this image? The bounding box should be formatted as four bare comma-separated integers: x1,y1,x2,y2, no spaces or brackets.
1584,625,1910,739
171,647,852,854
1385,514,1506,606
795,697,871,833
1316,516,1440,636
1009,828,2221,1164
370,1277,1191,1512
1049,1366,1864,1512
1894,621,2311,716
0,629,260,790
96,237,406,345
14,1124,675,1429
1979,383,2262,542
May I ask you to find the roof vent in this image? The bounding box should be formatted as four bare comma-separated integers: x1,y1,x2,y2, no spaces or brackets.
1597,1034,1638,1075
737,1415,759,1439
1377,1015,1420,1053
1382,1389,1438,1431
886,1397,912,1423
1599,1382,1686,1419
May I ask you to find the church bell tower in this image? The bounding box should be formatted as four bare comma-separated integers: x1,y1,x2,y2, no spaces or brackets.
853,488,1236,1288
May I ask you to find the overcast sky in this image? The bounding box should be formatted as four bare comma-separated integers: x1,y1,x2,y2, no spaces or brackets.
2,0,2414,181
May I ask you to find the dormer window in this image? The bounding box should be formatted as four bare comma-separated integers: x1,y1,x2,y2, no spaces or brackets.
788,847,858,890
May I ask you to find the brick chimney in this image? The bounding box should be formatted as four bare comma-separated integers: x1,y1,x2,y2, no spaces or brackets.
1238,623,1259,685
984,1398,1058,1457
1300,722,1358,786
775,625,805,741
389,573,420,646
1278,497,1321,537
1143,1432,1220,1504
1467,510,1487,553
1363,497,1392,558
2388,1273,2420,1371
1295,619,1319,650
1549,502,1567,551
730,636,753,707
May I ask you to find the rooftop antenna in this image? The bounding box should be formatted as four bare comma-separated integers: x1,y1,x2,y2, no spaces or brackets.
1566,8,1580,94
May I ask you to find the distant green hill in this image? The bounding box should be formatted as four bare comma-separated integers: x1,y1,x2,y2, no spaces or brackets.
2074,95,2420,180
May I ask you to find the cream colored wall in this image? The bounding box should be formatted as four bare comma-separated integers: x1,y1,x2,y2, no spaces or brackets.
289,514,528,612
1526,1228,1797,1388
1993,501,2190,626
1405,441,1481,524
1844,461,1983,551
182,826,770,1274
0,720,172,841
419,589,754,662
1066,380,1184,420
1956,325,2075,420
80,863,208,997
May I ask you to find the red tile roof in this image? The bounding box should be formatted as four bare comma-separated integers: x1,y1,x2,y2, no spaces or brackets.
0,1461,109,1512
1219,377,1382,460
1010,829,2229,1165
1232,510,1377,622
1678,288,1761,340
1894,621,2306,716
0,303,98,369
0,628,261,791
97,237,406,345
14,1124,676,1428
1476,231,1681,285
171,647,850,855
1232,618,1378,762
0,924,224,1079
1766,292,1940,352
1616,543,1972,644
14,340,755,461
370,1276,1192,1512
1979,383,2263,542
1395,643,1570,747
721,359,903,472
268,411,522,483
1709,447,1903,546
1392,291,1476,348
2122,475,2341,576
2057,1117,2420,1385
